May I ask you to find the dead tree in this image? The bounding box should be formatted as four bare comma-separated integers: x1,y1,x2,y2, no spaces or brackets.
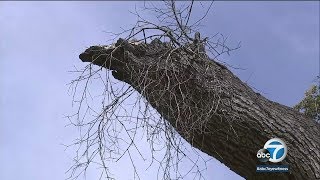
68,1,320,180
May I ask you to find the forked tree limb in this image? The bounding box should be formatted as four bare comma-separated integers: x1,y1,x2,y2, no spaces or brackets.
79,38,320,180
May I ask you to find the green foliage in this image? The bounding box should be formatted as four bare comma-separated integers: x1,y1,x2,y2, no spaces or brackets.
294,85,320,122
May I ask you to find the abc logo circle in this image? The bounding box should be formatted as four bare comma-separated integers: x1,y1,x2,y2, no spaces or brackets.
257,148,270,162
264,138,287,163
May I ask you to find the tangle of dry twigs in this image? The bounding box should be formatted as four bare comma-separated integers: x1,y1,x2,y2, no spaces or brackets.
66,1,240,180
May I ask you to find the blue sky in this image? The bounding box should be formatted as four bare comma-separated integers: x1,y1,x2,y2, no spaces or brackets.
0,1,319,180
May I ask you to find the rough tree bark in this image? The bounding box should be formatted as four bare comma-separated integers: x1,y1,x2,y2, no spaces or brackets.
78,38,320,180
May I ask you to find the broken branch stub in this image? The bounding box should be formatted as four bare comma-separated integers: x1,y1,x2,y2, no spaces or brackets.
79,38,320,180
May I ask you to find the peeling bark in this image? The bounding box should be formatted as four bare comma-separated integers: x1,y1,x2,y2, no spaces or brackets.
79,39,320,180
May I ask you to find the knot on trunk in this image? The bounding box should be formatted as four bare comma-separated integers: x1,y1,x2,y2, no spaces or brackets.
115,38,147,57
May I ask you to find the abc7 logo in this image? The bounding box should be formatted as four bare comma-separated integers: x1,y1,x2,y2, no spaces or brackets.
257,138,287,163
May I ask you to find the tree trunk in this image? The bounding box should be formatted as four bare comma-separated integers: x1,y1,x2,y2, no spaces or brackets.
79,39,320,180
